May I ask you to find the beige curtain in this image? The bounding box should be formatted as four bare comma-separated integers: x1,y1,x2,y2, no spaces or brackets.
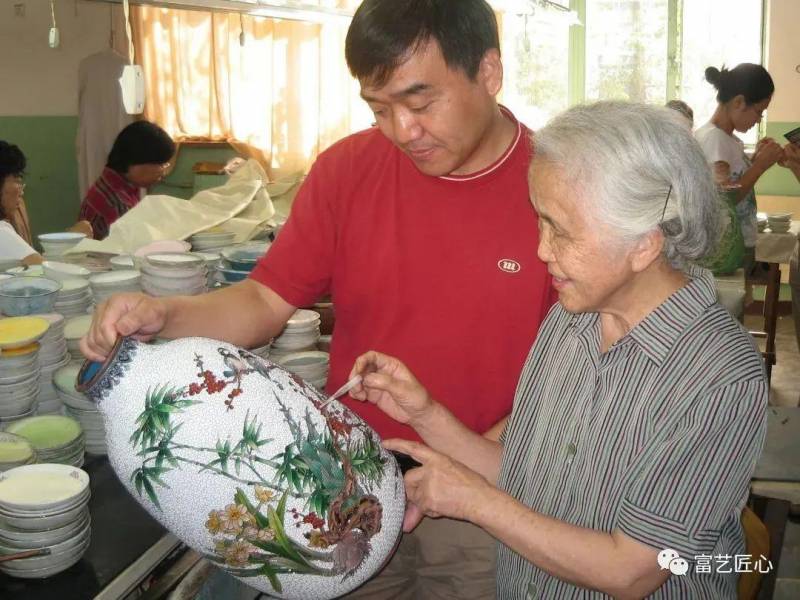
131,3,368,179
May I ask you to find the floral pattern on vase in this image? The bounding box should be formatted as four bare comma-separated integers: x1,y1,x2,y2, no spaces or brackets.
78,337,404,600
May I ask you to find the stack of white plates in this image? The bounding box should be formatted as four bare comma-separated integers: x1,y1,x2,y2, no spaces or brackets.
140,253,207,297
109,255,135,271
248,341,271,360
0,433,37,472
54,278,93,318
277,351,329,390
89,270,142,304
5,416,85,467
35,314,71,415
63,315,93,362
757,213,768,232
189,229,237,251
54,365,106,456
0,463,91,579
4,265,43,278
0,344,41,422
41,261,90,283
270,309,321,361
767,213,792,233
37,233,86,259
195,252,223,287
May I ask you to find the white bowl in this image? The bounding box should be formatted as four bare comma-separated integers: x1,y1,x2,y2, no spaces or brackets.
0,464,89,510
0,508,89,548
42,262,90,282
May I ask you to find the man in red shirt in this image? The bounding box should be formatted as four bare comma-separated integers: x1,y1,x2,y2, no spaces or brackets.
82,1,554,597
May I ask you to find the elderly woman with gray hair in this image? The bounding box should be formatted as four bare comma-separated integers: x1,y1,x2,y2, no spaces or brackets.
348,101,767,598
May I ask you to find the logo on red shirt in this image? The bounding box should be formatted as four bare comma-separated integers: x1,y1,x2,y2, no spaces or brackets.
497,259,521,273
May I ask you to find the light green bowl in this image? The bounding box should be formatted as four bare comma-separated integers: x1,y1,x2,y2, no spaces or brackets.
5,416,82,450
0,433,35,464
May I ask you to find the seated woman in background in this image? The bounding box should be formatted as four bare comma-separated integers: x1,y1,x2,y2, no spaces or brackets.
695,63,783,275
0,141,42,265
350,102,767,598
79,120,175,240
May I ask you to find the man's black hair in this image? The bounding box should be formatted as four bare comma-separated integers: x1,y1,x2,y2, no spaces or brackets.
107,121,176,174
345,0,499,87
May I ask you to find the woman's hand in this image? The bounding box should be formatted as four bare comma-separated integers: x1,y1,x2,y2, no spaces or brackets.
779,142,800,169
79,292,168,362
348,351,436,428
68,220,94,238
384,438,494,530
752,138,783,170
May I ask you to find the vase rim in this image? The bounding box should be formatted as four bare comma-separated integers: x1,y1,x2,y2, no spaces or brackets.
75,336,126,395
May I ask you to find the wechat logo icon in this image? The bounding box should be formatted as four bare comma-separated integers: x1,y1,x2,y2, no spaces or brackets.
658,549,689,576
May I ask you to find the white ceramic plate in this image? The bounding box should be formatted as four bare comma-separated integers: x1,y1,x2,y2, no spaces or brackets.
0,464,89,511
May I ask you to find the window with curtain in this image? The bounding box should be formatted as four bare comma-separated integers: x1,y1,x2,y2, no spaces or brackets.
584,0,669,104
497,0,764,138
131,1,372,178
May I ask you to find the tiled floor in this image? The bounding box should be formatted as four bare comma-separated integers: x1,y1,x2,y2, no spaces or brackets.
744,313,800,599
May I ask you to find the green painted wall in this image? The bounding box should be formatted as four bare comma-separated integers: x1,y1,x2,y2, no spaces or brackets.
0,116,240,249
755,121,800,197
0,116,82,247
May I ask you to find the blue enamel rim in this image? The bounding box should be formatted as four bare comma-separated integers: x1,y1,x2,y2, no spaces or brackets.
75,336,125,394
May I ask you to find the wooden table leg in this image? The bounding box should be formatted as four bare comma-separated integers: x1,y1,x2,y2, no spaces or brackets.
762,264,781,383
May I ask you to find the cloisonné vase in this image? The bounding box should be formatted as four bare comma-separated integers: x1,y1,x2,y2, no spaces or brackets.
76,337,404,599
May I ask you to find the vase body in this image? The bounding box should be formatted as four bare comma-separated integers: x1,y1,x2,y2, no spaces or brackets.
78,337,404,599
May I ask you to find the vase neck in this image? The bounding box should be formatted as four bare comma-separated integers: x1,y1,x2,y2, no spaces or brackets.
76,337,140,404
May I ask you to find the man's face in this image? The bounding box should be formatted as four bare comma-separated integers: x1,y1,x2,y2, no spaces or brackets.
360,39,501,177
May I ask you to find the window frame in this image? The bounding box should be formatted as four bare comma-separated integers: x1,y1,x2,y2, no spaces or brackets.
559,0,766,140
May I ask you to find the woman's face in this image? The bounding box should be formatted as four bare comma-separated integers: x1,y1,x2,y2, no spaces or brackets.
0,174,24,217
530,159,637,314
730,95,771,134
125,163,169,187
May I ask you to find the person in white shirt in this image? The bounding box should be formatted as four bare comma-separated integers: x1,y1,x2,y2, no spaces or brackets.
0,141,41,265
694,63,783,275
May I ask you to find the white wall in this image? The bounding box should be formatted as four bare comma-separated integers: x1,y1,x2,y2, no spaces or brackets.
766,0,800,122
0,0,127,116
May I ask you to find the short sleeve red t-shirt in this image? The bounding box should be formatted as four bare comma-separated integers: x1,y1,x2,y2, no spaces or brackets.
250,109,556,441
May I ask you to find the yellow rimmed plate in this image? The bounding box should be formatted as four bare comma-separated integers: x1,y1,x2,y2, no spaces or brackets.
0,317,49,350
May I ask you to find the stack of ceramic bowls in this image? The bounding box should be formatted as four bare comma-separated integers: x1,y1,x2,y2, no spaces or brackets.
767,213,792,233
195,252,223,288
248,341,272,361
54,365,106,456
41,261,91,283
54,278,93,318
270,309,321,361
215,243,269,287
37,233,86,259
5,416,85,467
0,433,37,472
140,253,207,297
0,463,91,579
109,255,135,271
63,315,93,363
757,213,768,233
0,317,48,423
277,351,329,390
189,228,236,251
4,265,43,277
35,314,71,415
89,271,142,304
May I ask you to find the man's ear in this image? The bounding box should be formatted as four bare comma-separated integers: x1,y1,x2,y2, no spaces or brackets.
478,48,503,96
